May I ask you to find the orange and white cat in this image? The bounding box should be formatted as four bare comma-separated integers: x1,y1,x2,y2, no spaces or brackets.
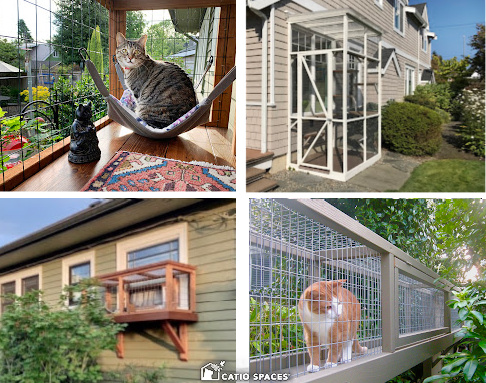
298,280,367,373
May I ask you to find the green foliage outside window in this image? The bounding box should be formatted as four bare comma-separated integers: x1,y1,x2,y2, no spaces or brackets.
0,279,125,383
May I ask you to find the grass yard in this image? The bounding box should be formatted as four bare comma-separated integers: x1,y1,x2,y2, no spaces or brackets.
398,159,485,192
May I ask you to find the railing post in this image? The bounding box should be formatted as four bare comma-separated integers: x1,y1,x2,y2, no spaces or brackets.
118,276,125,313
444,290,452,331
382,252,396,353
190,270,196,312
166,264,174,310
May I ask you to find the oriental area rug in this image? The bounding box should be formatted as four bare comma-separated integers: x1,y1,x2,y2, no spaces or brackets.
81,151,236,192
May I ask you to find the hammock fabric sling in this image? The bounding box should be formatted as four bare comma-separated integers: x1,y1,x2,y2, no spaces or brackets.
85,59,236,139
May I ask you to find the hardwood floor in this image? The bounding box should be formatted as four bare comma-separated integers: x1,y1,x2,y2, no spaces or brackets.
13,122,236,191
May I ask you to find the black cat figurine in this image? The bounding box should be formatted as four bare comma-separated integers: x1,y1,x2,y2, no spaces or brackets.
68,102,101,164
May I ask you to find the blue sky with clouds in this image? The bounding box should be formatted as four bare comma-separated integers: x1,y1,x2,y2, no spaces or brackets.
0,199,101,248
410,0,485,59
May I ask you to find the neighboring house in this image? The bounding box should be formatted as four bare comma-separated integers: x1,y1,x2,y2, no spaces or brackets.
246,0,437,180
168,40,198,78
22,42,62,85
0,198,236,382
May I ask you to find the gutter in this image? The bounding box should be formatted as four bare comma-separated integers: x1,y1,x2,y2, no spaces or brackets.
248,1,268,153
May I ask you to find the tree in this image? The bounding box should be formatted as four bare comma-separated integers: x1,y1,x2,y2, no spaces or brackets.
86,25,104,74
145,20,190,60
326,199,486,285
432,56,471,95
126,11,147,39
52,0,109,66
18,19,33,42
469,23,485,80
0,39,24,69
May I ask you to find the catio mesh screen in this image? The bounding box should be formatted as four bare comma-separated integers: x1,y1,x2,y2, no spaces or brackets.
398,272,444,336
0,1,231,186
249,199,382,379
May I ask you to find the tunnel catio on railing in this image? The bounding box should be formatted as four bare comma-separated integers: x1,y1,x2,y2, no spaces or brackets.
249,199,459,383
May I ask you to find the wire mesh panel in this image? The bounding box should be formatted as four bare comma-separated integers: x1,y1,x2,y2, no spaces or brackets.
249,199,382,379
450,308,462,331
398,272,445,335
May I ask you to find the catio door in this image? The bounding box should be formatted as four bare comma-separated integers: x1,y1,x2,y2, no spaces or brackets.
293,52,333,171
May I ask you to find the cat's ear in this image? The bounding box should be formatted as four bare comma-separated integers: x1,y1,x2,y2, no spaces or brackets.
87,101,92,108
335,279,347,286
116,32,126,46
78,103,84,110
137,34,148,48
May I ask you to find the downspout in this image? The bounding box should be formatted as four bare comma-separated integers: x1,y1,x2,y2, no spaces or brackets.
248,3,268,153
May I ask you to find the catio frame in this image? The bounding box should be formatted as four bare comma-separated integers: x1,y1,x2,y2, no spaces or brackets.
1,0,235,190
288,9,382,181
249,199,459,383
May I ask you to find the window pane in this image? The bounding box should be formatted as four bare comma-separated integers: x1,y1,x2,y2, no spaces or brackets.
1,281,15,313
22,275,39,294
70,262,91,284
128,239,179,268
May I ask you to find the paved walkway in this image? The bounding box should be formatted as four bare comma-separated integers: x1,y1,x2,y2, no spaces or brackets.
266,122,481,192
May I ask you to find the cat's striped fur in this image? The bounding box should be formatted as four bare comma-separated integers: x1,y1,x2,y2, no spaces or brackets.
115,33,197,129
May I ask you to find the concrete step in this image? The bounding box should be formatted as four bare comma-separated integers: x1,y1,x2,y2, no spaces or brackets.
246,148,274,168
247,178,278,192
246,167,265,185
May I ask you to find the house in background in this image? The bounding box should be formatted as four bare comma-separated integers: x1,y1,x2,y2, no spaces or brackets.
168,40,198,78
0,198,236,382
22,43,62,85
246,0,437,186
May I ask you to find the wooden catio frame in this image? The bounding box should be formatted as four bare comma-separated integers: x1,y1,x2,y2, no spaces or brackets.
99,0,236,128
249,199,460,383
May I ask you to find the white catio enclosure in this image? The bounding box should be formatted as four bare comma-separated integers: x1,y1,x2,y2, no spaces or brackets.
288,9,383,181
249,199,460,383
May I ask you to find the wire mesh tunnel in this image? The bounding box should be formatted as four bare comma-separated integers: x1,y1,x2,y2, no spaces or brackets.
249,199,459,382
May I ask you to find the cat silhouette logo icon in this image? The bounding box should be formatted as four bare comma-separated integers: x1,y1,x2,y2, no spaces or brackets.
200,361,226,381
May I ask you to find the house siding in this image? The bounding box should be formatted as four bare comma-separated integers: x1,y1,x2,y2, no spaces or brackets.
246,0,434,164
2,202,236,383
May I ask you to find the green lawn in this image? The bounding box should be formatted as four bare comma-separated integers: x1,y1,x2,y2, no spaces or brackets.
398,159,485,192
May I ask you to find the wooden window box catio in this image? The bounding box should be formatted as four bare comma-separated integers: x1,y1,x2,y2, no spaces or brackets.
97,260,198,361
0,0,236,191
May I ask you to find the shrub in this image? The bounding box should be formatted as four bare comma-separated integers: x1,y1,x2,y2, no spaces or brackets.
404,93,438,110
0,280,125,383
20,85,50,102
105,365,166,383
382,102,443,156
454,87,485,157
250,297,304,357
423,286,486,383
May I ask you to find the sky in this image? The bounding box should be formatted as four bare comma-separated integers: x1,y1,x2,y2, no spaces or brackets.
410,0,485,59
0,198,103,248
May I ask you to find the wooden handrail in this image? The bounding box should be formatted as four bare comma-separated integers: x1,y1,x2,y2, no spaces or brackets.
96,260,196,280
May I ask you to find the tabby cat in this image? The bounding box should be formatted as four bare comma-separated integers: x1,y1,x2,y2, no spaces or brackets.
115,33,197,129
298,280,367,373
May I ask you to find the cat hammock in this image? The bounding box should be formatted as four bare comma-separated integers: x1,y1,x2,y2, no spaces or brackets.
84,57,236,139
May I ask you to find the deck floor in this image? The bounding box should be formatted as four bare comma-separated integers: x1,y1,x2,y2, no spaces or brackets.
14,122,236,191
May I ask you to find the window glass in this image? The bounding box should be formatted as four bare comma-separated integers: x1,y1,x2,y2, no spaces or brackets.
22,275,39,295
69,262,91,305
1,281,15,313
127,239,179,268
395,0,404,33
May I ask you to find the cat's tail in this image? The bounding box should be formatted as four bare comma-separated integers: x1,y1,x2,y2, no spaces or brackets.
352,340,367,354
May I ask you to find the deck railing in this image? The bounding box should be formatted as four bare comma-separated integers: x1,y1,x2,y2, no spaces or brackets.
249,199,458,383
97,260,197,323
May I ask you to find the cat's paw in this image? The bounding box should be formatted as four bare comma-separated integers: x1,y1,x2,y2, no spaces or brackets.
358,346,368,354
323,362,338,369
307,364,320,373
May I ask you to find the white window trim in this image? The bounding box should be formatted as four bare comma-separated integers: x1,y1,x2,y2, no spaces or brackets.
0,266,42,296
116,222,188,271
421,29,428,52
394,0,406,37
405,65,416,95
61,251,95,290
374,0,383,9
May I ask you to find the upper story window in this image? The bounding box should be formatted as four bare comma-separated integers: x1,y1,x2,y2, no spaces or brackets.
127,239,179,268
116,223,188,271
394,0,405,35
52,50,59,58
62,251,94,306
0,267,41,313
421,29,428,52
68,262,91,305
